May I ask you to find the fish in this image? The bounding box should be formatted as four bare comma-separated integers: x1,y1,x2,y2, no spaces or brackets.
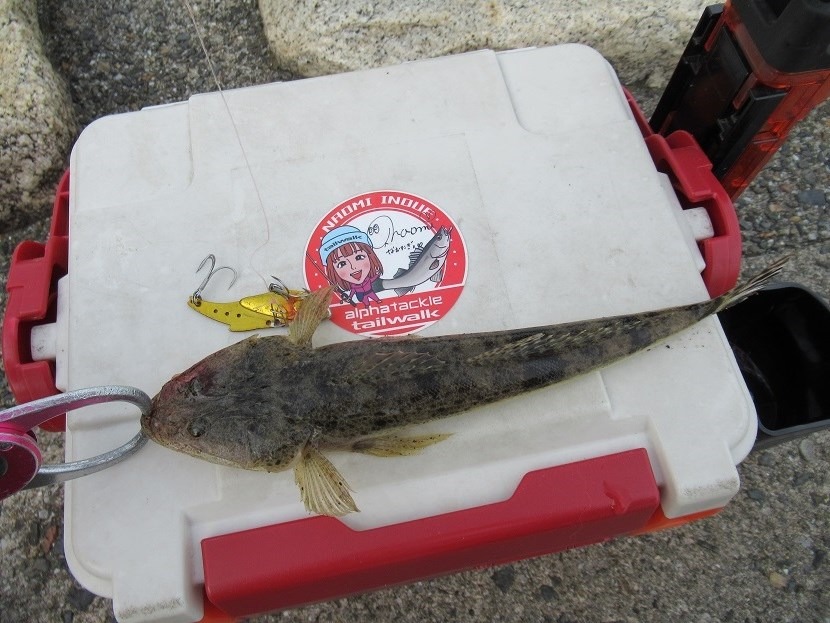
373,227,452,296
141,258,787,517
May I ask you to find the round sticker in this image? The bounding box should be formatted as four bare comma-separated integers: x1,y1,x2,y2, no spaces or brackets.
304,190,467,337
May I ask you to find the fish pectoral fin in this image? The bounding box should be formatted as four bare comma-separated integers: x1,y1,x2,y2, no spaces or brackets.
293,444,359,517
349,433,452,457
288,286,333,347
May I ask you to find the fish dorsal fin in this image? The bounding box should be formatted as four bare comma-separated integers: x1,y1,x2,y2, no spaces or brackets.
408,243,424,267
288,287,333,347
468,316,659,365
467,328,602,364
329,349,446,386
468,332,549,364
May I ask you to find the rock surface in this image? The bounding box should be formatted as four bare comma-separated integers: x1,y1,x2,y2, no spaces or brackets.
258,0,703,86
0,0,75,231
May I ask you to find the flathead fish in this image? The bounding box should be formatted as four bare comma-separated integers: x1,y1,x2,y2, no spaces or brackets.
142,259,787,516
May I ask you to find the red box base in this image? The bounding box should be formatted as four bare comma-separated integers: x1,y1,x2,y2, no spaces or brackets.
202,449,659,618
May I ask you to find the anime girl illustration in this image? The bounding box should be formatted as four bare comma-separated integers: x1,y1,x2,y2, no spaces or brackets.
320,225,384,307
305,190,467,336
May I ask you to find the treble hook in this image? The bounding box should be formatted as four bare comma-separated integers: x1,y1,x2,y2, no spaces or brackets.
268,276,308,298
268,276,289,297
191,254,238,304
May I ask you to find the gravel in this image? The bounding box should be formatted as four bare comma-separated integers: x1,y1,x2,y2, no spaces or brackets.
1,1,827,622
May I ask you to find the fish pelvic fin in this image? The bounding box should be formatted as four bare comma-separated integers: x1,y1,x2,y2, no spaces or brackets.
294,444,359,516
288,286,333,347
714,256,790,313
349,433,453,457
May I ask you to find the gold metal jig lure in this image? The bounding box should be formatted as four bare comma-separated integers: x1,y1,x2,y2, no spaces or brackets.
187,254,310,332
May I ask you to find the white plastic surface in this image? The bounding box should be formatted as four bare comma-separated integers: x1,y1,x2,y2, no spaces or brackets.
30,323,57,362
62,45,756,623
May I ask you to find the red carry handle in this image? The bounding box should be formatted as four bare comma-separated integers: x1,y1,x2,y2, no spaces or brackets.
625,90,741,297
643,130,741,297
2,170,70,431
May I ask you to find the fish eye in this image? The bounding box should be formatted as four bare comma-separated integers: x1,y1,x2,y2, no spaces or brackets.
188,379,202,396
187,421,206,438
179,378,202,398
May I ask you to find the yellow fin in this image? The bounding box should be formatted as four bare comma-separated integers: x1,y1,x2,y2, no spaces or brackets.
187,298,278,331
293,444,358,516
350,433,452,457
288,287,333,347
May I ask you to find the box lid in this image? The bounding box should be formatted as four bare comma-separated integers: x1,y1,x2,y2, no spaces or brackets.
62,44,755,622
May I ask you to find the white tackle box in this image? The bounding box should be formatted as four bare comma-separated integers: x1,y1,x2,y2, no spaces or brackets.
43,44,753,622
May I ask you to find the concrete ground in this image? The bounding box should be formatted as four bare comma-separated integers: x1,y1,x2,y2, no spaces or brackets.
1,1,828,622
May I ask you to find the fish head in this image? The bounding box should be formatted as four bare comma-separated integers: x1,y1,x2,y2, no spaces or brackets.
430,227,452,255
141,337,309,471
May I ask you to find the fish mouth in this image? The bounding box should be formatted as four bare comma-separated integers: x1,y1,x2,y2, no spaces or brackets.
139,396,166,442
139,411,161,444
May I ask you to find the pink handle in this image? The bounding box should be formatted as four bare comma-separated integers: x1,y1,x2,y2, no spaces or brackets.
0,428,41,500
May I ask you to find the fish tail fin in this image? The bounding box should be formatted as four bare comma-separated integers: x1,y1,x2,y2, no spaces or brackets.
713,256,790,313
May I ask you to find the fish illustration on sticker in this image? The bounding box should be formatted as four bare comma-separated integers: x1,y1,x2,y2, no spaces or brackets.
304,190,468,337
376,226,453,296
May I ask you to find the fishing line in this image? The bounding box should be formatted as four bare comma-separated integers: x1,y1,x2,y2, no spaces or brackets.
180,0,273,290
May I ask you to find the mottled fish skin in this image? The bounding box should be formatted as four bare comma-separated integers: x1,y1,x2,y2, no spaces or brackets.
141,258,787,515
143,336,313,471
144,291,715,470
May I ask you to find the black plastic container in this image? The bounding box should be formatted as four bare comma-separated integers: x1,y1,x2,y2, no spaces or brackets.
719,282,830,449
